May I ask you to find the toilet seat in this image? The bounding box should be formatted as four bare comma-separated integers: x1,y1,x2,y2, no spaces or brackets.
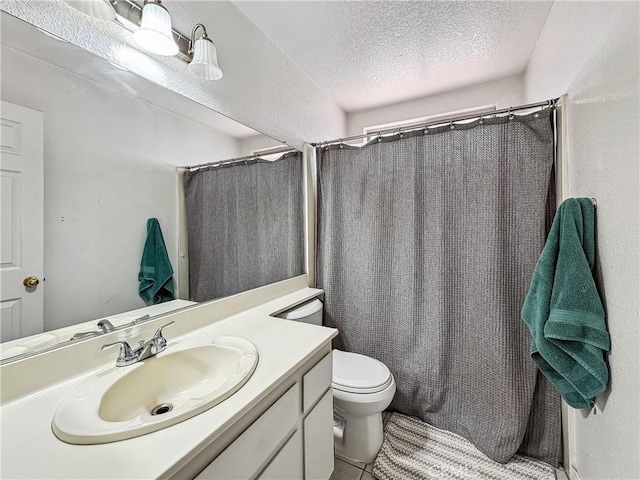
332,350,393,394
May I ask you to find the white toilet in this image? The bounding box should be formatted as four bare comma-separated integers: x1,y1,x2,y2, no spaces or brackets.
281,299,396,463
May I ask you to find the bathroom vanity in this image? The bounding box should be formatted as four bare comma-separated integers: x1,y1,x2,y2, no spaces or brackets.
0,281,336,479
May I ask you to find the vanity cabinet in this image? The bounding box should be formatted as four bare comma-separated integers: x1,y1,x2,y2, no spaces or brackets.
258,430,303,480
0,286,338,480
194,352,334,480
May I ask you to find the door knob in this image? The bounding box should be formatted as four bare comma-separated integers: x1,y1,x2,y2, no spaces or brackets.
23,276,40,288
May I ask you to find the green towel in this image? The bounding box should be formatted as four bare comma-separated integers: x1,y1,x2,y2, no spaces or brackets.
522,198,610,409
138,218,175,305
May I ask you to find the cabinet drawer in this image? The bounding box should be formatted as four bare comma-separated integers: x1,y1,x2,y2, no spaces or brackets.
302,352,332,412
195,383,301,480
257,429,303,480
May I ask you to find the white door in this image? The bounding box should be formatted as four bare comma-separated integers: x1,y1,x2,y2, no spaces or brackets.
0,100,44,342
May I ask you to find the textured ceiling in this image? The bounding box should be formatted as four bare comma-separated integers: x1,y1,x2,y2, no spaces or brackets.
1,1,554,143
234,1,554,112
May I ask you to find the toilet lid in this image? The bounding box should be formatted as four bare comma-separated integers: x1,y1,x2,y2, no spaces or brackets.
332,350,393,394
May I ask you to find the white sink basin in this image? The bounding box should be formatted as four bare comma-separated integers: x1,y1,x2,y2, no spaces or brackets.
52,336,258,444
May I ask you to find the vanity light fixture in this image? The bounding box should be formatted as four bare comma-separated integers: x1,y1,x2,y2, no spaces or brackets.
133,0,178,56
110,0,223,80
188,24,223,80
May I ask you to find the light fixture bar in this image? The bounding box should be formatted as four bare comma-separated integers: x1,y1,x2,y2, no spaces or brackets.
109,0,193,62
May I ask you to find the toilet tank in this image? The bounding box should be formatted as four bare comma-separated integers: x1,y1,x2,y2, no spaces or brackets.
278,299,323,326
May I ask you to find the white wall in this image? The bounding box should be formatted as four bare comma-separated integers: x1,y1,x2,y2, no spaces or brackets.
239,134,284,154
346,76,524,135
525,2,639,479
1,45,241,331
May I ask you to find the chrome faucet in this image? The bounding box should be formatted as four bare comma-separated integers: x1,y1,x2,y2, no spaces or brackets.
69,319,116,340
98,313,150,332
70,314,152,341
101,321,174,367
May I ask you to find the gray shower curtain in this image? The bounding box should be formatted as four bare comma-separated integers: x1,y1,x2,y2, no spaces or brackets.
184,152,304,301
316,112,561,465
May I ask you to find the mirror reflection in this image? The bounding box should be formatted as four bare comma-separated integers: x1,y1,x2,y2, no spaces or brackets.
0,12,303,361
182,150,304,302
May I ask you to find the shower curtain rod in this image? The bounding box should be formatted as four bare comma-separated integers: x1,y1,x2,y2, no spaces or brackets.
312,98,558,147
180,146,298,172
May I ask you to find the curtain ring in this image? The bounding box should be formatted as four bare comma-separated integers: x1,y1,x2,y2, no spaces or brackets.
508,107,514,120
339,139,344,149
479,115,484,125
377,132,382,142
449,118,455,130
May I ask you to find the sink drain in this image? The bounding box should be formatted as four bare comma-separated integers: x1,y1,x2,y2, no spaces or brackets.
151,403,173,416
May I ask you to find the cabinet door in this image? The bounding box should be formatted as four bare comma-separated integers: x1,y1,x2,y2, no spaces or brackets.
303,389,334,480
258,430,303,480
195,384,300,479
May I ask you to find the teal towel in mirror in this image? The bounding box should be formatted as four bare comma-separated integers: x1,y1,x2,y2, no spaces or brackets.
522,198,610,409
138,218,175,305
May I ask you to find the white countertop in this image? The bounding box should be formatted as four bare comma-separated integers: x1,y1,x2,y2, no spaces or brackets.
0,288,336,479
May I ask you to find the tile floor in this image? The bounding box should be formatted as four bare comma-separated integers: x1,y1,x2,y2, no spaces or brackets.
329,412,392,480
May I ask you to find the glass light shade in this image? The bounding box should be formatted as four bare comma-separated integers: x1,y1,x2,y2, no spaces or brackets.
188,37,223,80
64,0,116,20
133,2,178,56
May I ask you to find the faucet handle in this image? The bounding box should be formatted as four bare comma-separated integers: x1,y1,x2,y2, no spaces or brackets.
97,319,115,333
133,314,151,324
150,321,174,354
101,341,134,363
152,321,175,340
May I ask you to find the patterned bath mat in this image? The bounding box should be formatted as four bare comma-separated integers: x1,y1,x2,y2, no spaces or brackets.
373,413,556,480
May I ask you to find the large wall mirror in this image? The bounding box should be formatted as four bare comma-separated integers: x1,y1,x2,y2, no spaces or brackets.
0,11,305,361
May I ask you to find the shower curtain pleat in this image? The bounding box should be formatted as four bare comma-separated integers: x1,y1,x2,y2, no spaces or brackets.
183,153,304,301
316,112,561,466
